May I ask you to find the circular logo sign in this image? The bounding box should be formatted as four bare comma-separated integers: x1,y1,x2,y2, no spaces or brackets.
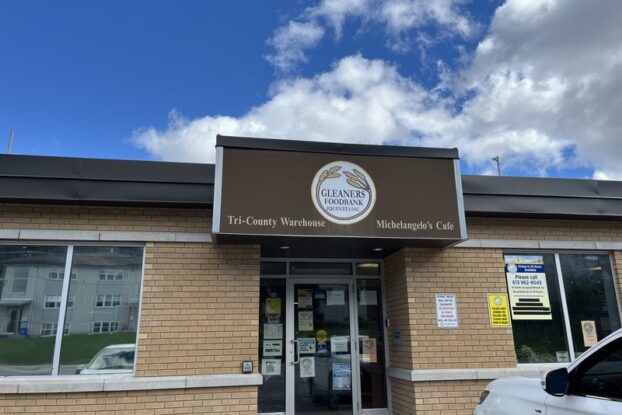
311,161,376,225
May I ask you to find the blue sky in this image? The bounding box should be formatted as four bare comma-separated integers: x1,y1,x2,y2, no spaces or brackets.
1,1,621,179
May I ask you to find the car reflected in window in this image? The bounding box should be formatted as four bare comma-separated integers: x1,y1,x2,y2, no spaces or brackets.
76,343,135,375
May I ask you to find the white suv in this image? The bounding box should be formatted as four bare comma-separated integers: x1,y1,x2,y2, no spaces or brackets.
475,329,622,414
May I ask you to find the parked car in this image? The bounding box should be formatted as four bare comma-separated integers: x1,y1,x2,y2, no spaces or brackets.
475,329,622,414
76,343,135,375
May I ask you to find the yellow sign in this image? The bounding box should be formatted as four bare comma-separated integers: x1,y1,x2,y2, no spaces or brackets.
316,329,328,343
266,298,281,316
488,294,511,327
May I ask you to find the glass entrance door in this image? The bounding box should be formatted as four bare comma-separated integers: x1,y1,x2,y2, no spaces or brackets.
286,280,357,415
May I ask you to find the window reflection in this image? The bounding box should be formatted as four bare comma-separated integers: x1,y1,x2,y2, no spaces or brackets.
59,246,142,375
560,254,621,356
0,245,67,376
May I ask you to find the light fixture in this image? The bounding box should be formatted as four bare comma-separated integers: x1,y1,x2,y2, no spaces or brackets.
280,246,290,250
373,247,383,252
358,262,379,268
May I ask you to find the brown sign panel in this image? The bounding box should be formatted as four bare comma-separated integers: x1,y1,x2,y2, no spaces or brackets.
213,141,466,242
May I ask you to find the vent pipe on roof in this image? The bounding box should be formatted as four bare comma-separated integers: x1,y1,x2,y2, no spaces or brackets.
6,129,14,154
491,155,501,176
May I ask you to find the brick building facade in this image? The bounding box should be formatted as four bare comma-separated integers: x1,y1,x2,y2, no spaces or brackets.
1,136,621,414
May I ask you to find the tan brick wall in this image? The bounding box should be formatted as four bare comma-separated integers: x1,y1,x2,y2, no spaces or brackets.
0,203,211,233
386,247,516,371
385,249,414,370
390,378,488,415
0,204,261,412
390,378,416,415
467,217,622,241
411,380,489,415
0,386,257,414
136,242,260,377
387,217,622,414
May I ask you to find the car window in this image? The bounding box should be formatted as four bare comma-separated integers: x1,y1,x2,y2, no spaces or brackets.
89,348,135,370
570,338,622,400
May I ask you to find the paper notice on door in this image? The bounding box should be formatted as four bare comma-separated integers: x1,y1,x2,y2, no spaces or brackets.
332,362,351,391
264,323,283,339
331,336,349,353
298,338,316,354
299,356,315,378
265,298,281,316
298,289,313,309
327,290,345,306
298,311,314,331
361,338,377,363
581,320,598,347
261,359,281,376
263,340,282,356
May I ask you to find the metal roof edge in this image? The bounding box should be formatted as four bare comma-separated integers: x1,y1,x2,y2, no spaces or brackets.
216,134,460,160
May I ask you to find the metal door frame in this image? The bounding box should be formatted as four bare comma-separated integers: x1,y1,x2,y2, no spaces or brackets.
286,278,360,415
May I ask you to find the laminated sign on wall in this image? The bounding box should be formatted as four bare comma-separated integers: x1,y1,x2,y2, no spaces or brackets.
435,294,458,328
504,255,552,320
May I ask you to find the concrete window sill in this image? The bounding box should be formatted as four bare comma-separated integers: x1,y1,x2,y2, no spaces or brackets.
0,373,263,394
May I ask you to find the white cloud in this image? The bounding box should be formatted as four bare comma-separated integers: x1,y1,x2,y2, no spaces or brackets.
309,0,372,38
380,0,475,37
135,1,622,180
461,0,622,178
265,21,325,71
133,54,569,175
133,56,429,162
265,0,477,71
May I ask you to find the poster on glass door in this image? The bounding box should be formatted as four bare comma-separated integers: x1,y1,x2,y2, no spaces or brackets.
504,255,552,320
332,363,351,391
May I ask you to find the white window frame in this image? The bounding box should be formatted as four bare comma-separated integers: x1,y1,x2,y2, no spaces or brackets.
40,322,58,337
92,321,119,333
99,270,124,281
96,294,122,308
43,295,62,309
10,269,29,294
48,270,63,280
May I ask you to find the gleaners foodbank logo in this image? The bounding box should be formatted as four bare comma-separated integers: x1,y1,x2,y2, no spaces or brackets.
311,161,376,225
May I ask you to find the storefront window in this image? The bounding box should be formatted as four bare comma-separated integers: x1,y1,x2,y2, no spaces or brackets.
0,245,67,376
0,244,143,376
505,253,621,363
505,254,569,363
59,246,143,375
559,254,621,356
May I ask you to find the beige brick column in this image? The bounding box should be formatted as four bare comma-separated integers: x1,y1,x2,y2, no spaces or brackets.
136,242,261,377
385,247,516,415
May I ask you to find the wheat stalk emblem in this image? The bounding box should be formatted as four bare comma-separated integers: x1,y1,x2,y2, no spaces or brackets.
318,166,371,193
344,169,371,192
318,165,342,184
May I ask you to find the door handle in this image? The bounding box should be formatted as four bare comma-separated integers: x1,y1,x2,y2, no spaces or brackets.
291,339,300,364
